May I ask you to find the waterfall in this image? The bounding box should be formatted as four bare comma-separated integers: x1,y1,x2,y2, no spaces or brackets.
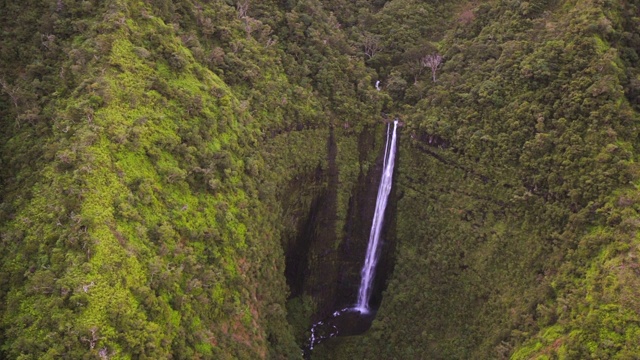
303,120,399,356
354,120,398,313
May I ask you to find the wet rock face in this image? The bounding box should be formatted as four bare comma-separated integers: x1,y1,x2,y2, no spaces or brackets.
283,127,398,351
336,149,397,311
283,130,340,320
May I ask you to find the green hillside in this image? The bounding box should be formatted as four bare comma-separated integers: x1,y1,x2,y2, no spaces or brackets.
1,0,639,359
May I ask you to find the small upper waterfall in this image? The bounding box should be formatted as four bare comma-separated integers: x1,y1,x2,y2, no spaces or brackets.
354,119,398,313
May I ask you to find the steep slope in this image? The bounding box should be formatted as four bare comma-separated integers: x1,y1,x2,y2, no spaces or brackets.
0,1,293,358
318,0,640,358
0,0,384,358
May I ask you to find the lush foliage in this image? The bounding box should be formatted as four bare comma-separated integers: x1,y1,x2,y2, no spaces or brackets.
318,0,640,359
1,0,639,359
0,0,381,358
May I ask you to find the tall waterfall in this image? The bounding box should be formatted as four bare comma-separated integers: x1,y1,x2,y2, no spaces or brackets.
304,120,399,356
355,120,398,313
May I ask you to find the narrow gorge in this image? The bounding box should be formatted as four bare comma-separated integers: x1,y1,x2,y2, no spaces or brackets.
1,0,639,359
300,119,398,357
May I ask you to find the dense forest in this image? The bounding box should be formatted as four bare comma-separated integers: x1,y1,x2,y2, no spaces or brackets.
0,0,639,359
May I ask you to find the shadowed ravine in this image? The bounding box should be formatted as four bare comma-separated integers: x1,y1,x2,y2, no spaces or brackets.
304,120,399,357
355,120,399,313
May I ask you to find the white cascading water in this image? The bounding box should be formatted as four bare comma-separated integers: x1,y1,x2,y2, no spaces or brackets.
305,120,399,355
354,119,398,314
